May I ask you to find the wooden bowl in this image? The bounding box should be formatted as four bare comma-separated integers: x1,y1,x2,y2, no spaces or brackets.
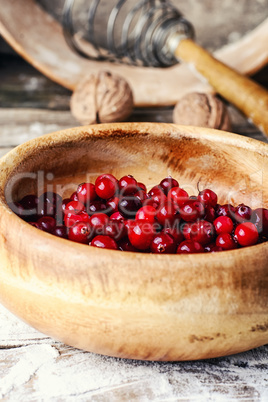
0,123,267,361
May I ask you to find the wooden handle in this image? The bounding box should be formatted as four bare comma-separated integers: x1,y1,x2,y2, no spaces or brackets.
174,38,268,137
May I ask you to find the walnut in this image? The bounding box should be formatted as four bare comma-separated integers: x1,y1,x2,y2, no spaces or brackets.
70,71,134,124
173,92,231,131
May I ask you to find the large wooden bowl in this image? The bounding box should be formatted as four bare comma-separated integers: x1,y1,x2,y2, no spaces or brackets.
0,123,267,361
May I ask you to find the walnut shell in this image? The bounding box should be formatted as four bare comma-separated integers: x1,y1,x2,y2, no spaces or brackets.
173,92,232,131
71,71,134,124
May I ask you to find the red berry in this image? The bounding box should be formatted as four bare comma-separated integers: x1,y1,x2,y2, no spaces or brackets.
64,211,90,228
150,233,176,254
177,240,204,254
251,208,268,236
89,213,109,234
53,225,68,239
204,243,223,253
91,235,118,250
159,177,179,195
198,188,218,207
37,216,56,233
110,211,125,221
137,182,147,192
216,233,237,250
148,185,167,205
214,216,234,235
156,202,177,226
64,200,85,215
167,187,188,208
104,220,127,241
163,225,184,244
216,204,236,219
134,189,149,203
128,220,156,250
118,238,139,252
118,175,138,195
204,206,216,223
70,192,79,202
234,222,259,247
77,183,96,206
87,200,108,215
234,204,252,223
106,197,119,214
68,222,93,244
95,177,117,199
118,196,142,219
179,200,205,222
136,205,156,223
95,174,117,186
189,220,215,246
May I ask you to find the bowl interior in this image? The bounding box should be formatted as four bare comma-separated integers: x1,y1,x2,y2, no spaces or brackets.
4,123,268,211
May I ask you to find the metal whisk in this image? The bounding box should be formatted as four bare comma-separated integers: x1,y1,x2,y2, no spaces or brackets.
62,0,194,67
62,0,268,136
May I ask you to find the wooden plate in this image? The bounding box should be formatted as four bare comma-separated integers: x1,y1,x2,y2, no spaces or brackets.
0,0,267,106
0,122,267,361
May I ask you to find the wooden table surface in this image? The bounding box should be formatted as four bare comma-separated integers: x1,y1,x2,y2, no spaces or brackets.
0,44,268,400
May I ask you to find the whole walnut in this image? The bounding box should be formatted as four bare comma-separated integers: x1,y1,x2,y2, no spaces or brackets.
71,71,134,124
173,92,231,131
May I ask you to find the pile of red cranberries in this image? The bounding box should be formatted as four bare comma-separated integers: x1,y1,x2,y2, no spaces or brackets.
10,174,268,254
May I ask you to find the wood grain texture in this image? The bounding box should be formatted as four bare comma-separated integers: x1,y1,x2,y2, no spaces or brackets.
0,123,267,363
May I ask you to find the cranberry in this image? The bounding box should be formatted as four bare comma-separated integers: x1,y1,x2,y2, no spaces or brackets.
68,222,92,244
143,198,161,210
17,195,38,221
118,196,142,219
110,211,125,221
159,177,179,195
118,175,138,195
95,173,117,186
136,205,156,223
167,187,188,208
106,197,119,214
234,222,259,247
118,238,139,252
234,204,252,223
64,211,90,228
189,220,215,246
128,220,156,250
216,233,237,250
37,216,56,233
91,235,118,250
38,192,62,217
215,204,236,219
204,243,223,253
181,222,192,240
87,200,108,216
156,202,177,226
133,189,149,203
29,221,42,230
62,198,72,212
150,233,176,254
204,206,216,223
148,185,166,205
64,200,85,215
163,225,184,244
137,182,147,192
214,216,234,235
70,192,79,201
89,213,109,234
95,177,117,200
179,200,205,222
251,208,268,236
198,189,217,207
77,183,96,205
104,220,127,241
53,225,68,239
177,240,204,254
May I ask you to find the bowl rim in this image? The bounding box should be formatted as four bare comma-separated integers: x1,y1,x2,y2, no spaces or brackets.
0,122,267,265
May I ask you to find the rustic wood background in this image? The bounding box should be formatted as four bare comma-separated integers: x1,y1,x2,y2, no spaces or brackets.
0,0,268,400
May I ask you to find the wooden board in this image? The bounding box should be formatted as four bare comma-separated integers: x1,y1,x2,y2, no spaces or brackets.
0,0,267,106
